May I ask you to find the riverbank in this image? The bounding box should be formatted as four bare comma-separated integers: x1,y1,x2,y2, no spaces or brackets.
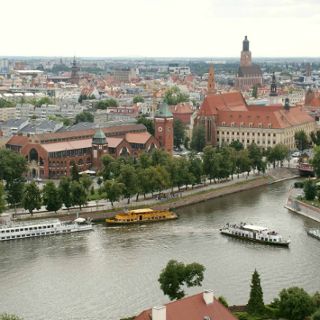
8,167,298,223
285,196,320,223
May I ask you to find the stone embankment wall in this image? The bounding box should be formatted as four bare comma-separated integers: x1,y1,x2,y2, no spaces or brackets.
10,167,299,223
286,197,320,223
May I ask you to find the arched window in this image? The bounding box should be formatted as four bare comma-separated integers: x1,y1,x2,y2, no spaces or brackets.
29,148,39,162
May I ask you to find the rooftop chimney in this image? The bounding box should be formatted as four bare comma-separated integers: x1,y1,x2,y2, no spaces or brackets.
203,289,214,305
152,306,166,320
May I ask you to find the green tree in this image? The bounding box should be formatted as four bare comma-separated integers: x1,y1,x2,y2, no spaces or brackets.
312,146,320,177
173,119,186,148
267,144,289,168
163,86,189,105
190,125,206,152
151,149,170,166
218,296,228,308
0,149,27,183
75,111,94,123
58,177,72,210
5,179,25,212
236,150,251,177
80,174,92,191
71,181,87,210
203,146,219,183
133,95,145,104
312,310,320,320
252,85,258,98
229,140,244,151
70,161,80,181
295,130,309,151
158,260,205,300
188,154,203,186
0,98,15,108
310,131,320,146
22,182,42,215
304,179,317,201
117,164,137,204
0,181,6,213
42,181,62,213
136,115,155,135
248,143,263,172
103,179,124,207
247,270,265,315
95,98,118,110
278,287,315,320
31,96,53,107
101,155,117,180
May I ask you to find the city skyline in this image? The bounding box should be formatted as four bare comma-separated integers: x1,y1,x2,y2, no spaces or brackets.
2,0,320,58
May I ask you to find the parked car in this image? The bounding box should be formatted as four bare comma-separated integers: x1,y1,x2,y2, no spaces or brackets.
292,151,301,158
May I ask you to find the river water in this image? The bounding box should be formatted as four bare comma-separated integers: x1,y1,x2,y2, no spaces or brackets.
0,180,319,320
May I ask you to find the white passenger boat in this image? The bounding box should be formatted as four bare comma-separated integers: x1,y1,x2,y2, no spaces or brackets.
0,217,93,242
220,223,290,247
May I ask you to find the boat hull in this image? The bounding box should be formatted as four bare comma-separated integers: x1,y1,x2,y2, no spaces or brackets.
106,215,178,226
220,230,290,247
0,225,93,242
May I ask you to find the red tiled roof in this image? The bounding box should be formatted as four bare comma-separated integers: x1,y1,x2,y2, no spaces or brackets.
125,131,151,144
106,137,123,148
198,92,247,117
6,135,29,147
134,293,237,320
35,124,146,143
217,105,314,129
41,139,92,152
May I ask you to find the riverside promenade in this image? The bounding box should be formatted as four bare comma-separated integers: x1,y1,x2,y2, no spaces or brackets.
6,167,298,223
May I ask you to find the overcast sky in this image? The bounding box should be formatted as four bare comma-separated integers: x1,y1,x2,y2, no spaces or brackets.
1,0,319,58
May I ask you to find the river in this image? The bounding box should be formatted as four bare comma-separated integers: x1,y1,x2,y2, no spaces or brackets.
0,179,319,320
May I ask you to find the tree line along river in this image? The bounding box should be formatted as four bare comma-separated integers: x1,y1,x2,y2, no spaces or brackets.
0,179,319,320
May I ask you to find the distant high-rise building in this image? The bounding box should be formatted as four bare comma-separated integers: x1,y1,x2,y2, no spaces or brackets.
235,36,263,91
70,57,80,85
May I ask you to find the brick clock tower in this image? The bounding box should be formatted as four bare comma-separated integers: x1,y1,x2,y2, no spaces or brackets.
240,36,252,67
154,102,173,154
92,128,108,169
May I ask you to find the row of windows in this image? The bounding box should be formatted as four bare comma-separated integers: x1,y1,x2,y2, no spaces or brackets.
1,229,72,240
1,224,55,233
49,149,91,158
218,131,276,137
221,122,272,129
219,138,276,145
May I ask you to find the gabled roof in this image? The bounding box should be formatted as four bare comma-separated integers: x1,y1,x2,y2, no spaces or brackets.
6,135,29,147
198,92,247,117
125,131,151,144
134,293,237,320
217,105,314,129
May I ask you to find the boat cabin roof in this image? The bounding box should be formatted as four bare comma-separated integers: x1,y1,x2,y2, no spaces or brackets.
243,225,268,232
129,208,154,214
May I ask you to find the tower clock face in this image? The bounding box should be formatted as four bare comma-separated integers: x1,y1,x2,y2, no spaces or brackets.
158,126,163,132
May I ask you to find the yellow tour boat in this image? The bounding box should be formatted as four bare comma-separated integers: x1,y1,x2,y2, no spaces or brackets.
106,208,178,225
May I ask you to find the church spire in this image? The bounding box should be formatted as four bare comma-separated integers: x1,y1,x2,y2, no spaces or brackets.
270,72,277,97
207,64,216,95
242,35,249,52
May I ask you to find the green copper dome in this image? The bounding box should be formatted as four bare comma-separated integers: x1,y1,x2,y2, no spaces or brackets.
92,128,106,144
155,102,173,118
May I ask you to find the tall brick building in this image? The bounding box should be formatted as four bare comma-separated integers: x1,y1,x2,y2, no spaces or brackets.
194,67,316,150
6,123,161,179
154,102,174,154
235,36,263,91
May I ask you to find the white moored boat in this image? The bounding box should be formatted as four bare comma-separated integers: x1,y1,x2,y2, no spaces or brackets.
0,217,93,242
220,222,290,247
